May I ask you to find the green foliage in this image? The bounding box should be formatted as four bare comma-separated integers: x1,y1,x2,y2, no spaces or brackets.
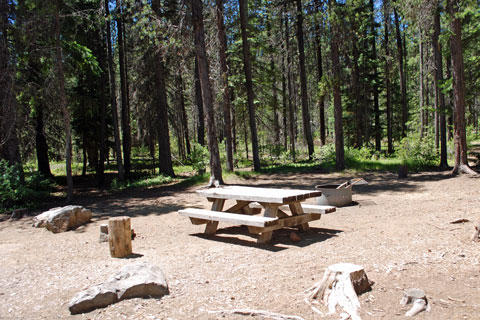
397,135,438,171
0,160,55,212
314,144,337,164
186,143,209,174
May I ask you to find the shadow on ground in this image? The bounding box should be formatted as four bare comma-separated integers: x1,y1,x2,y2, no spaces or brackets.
190,226,343,251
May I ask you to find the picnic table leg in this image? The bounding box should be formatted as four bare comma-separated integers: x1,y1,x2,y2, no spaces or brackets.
204,199,225,234
257,206,278,244
289,202,310,231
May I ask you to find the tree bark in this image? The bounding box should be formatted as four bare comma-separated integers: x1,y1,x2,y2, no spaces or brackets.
34,103,52,177
55,0,73,203
216,0,234,171
394,7,407,138
329,0,344,170
431,7,448,170
419,30,425,138
178,73,190,156
267,13,280,153
0,0,24,181
152,0,175,177
116,0,131,177
192,0,223,184
194,57,205,146
447,0,477,175
384,2,393,154
315,0,326,147
104,0,125,181
239,0,261,171
284,9,296,162
295,0,314,159
369,0,381,151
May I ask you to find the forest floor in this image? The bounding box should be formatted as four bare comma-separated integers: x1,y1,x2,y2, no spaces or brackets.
1,155,480,320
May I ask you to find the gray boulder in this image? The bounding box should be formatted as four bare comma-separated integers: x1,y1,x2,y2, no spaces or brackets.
69,261,169,314
33,205,92,233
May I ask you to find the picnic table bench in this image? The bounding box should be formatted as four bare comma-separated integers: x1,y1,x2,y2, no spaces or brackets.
179,185,336,243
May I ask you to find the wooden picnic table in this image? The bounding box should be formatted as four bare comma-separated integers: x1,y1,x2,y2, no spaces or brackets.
179,185,335,244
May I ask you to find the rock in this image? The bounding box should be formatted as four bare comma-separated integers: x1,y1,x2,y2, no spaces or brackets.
99,224,109,242
69,261,169,314
400,288,430,317
289,232,301,242
33,206,92,233
10,208,27,220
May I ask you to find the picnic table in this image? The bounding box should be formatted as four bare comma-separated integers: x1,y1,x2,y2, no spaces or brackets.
179,185,336,244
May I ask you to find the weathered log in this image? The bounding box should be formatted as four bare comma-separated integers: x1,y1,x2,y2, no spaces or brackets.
472,221,480,241
307,263,372,320
108,217,132,258
400,288,430,317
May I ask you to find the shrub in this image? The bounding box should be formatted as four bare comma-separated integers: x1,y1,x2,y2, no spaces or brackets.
0,160,55,212
187,143,209,174
397,134,438,171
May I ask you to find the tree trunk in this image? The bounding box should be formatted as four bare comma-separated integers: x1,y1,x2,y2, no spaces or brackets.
194,57,205,146
104,0,125,181
34,103,52,177
447,0,477,175
55,0,73,203
384,2,393,154
97,29,108,186
216,0,234,171
329,0,344,170
151,0,175,177
116,0,131,178
192,0,223,184
178,73,190,156
0,0,24,181
315,0,326,147
394,8,407,138
419,30,425,138
369,0,381,151
431,8,448,170
284,9,296,162
295,0,314,159
267,13,280,153
239,0,260,171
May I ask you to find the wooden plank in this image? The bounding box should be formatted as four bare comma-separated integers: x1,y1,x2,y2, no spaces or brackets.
249,202,336,214
288,203,309,231
205,199,225,234
179,208,279,228
196,186,322,204
224,200,250,213
248,213,322,234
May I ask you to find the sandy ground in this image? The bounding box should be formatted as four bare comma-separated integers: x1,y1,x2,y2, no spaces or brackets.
1,167,480,320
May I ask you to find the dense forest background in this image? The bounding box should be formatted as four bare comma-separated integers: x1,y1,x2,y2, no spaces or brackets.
0,0,479,208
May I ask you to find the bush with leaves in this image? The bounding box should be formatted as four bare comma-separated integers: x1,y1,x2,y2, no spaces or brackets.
397,134,438,171
187,143,209,174
0,160,55,212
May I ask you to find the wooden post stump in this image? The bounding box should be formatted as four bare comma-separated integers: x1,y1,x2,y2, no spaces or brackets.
108,217,132,258
307,263,372,320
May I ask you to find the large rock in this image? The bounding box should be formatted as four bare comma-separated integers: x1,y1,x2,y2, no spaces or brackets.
33,205,92,233
69,261,169,314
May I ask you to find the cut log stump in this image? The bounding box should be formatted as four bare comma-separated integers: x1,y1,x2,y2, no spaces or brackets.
400,288,430,317
472,221,480,241
307,263,372,320
108,217,132,258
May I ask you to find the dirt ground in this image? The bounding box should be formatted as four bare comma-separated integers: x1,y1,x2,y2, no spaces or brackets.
1,166,480,320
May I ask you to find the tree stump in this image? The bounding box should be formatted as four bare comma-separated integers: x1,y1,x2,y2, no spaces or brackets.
472,221,480,241
108,217,132,258
400,288,430,317
308,263,372,320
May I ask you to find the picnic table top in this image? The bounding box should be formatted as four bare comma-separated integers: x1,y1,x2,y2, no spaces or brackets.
196,185,322,204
